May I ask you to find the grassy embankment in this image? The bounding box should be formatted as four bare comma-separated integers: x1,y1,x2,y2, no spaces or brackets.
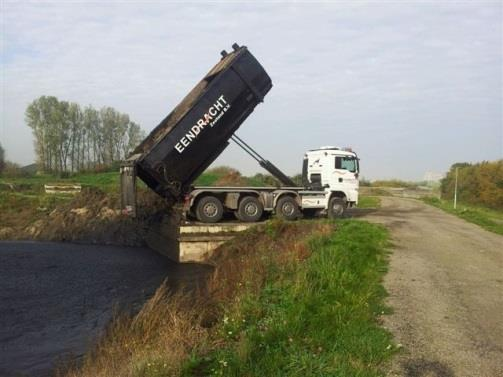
60,219,395,377
0,172,120,211
0,172,120,234
0,171,172,243
421,197,503,236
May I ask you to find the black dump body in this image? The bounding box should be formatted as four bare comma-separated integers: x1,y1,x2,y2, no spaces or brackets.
130,44,272,202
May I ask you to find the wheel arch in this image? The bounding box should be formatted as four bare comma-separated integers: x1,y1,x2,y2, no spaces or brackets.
272,190,301,208
326,191,348,210
190,190,225,205
328,190,347,202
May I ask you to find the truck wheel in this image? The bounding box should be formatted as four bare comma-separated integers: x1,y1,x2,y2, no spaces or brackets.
275,196,299,221
237,196,263,222
196,196,223,223
328,197,346,219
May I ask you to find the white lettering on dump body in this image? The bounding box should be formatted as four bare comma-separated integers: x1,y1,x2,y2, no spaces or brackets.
175,143,184,153
174,94,231,154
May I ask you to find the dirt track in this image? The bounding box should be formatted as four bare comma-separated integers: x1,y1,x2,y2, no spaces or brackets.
359,197,503,377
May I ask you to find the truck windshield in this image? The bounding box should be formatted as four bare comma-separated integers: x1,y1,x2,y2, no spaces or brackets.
335,156,358,173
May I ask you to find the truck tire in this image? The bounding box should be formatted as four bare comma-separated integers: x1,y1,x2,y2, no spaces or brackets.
275,196,299,221
195,196,223,223
328,197,346,219
237,196,263,222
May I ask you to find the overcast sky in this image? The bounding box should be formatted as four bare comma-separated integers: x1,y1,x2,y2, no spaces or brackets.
1,1,501,180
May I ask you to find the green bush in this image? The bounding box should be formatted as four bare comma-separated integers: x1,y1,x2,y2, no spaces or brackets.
441,160,503,210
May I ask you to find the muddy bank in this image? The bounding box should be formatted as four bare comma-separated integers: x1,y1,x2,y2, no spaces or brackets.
0,241,212,377
0,188,178,246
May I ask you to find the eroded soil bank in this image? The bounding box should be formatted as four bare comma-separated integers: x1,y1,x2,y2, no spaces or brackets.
0,188,176,246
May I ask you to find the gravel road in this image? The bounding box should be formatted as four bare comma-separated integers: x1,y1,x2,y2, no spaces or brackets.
359,197,503,377
0,242,211,377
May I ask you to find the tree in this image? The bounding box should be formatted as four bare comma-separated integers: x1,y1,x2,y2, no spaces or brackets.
0,142,5,174
441,160,503,210
125,122,145,157
26,96,146,173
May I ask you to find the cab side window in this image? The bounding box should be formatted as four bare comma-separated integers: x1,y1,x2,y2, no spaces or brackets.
335,156,357,172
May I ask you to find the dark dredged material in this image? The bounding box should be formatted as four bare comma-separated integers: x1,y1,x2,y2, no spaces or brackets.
131,44,272,201
0,241,212,377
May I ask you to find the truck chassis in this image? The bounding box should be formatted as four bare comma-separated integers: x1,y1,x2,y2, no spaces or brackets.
186,185,349,223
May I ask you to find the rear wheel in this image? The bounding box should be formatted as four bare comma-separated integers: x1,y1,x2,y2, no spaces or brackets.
237,196,263,222
275,196,300,221
195,196,223,223
327,197,346,219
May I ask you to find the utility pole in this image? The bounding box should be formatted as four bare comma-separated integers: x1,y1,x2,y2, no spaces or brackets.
454,167,459,210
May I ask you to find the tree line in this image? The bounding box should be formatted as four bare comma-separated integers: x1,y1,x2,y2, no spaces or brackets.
26,96,146,174
0,143,4,174
441,160,503,210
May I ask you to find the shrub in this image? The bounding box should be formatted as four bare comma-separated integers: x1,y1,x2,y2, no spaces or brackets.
441,160,503,210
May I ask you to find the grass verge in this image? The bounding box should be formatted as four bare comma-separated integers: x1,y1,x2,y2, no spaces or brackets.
60,220,395,377
421,197,503,236
358,196,382,209
184,220,394,376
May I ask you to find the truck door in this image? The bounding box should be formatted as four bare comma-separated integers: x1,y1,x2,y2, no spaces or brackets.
332,155,359,193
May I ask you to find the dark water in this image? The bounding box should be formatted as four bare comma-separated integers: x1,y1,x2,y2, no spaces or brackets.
0,241,212,377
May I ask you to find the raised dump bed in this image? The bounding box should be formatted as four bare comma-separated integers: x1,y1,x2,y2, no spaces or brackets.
124,43,272,206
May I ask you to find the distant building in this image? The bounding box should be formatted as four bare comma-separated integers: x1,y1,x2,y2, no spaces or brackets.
423,171,444,182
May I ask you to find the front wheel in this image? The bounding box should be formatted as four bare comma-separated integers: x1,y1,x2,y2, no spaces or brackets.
327,197,346,219
275,196,300,221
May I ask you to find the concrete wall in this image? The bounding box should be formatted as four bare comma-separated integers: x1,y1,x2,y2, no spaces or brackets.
146,218,257,263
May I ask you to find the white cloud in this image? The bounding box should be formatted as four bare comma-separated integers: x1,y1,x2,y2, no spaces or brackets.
1,1,501,179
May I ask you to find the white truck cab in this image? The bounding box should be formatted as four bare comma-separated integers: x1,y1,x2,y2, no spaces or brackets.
301,146,359,217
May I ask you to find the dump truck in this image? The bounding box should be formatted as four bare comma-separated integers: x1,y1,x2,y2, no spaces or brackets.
120,43,359,223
